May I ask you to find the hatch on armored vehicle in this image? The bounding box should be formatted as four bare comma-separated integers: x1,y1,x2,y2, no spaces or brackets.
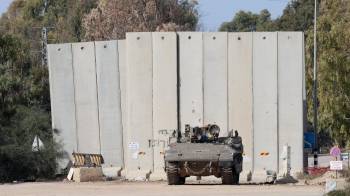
164,124,243,185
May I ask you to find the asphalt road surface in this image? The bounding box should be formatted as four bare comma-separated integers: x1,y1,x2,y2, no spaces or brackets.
1,181,324,196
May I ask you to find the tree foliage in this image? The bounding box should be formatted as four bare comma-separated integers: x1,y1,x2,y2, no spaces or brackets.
219,9,276,32
309,0,350,147
83,0,198,40
0,105,59,182
0,0,100,182
0,0,199,181
219,0,318,32
0,34,59,182
276,0,317,32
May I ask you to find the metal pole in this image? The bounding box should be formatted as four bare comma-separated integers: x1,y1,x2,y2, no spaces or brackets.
313,0,318,167
348,152,350,170
41,27,48,67
336,156,338,179
41,0,48,67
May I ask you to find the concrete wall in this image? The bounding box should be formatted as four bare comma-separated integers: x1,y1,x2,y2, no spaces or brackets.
277,32,304,174
178,32,204,131
48,41,125,171
72,42,101,154
118,40,127,169
228,32,253,174
152,32,178,179
125,33,154,179
203,32,228,136
48,44,77,169
48,32,305,181
252,32,279,175
95,40,123,167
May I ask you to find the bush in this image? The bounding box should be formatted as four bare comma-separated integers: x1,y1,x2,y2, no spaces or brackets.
0,106,60,182
327,185,350,196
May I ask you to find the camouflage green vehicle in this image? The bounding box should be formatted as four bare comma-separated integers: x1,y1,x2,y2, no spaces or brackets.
164,124,243,185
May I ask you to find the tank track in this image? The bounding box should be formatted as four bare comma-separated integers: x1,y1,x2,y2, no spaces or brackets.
166,162,185,185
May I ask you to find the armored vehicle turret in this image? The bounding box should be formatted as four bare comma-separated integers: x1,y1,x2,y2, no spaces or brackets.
164,124,243,185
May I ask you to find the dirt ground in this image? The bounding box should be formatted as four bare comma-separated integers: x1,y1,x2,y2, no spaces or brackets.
0,181,324,196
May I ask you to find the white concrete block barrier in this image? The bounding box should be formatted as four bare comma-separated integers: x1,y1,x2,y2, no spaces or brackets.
125,32,154,180
252,32,279,181
203,32,228,136
228,32,254,180
277,32,304,176
48,43,77,171
49,41,125,174
178,32,204,132
151,32,178,180
95,40,124,168
72,42,101,154
48,31,305,182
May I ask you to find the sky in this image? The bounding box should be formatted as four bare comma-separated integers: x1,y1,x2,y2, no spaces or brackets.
0,0,12,14
198,0,290,31
0,0,291,31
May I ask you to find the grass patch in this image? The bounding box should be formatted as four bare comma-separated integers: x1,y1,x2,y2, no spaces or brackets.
327,185,350,196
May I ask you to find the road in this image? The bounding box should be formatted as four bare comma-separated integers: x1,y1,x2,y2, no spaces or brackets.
1,181,324,196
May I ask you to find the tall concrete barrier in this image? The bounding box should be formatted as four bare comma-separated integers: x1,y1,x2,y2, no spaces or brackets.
277,32,304,174
203,32,228,135
252,32,278,176
48,31,305,180
179,32,204,131
95,40,123,167
72,42,101,154
118,40,127,168
302,36,308,171
48,43,77,170
152,32,178,179
125,33,153,179
228,32,254,174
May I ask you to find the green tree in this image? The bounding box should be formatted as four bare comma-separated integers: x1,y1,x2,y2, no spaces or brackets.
83,0,198,40
276,0,318,32
44,0,98,42
0,0,98,181
219,9,276,32
219,0,317,32
0,34,59,182
0,0,98,110
307,0,350,147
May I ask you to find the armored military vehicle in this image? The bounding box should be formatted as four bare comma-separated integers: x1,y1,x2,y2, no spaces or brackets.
164,124,243,185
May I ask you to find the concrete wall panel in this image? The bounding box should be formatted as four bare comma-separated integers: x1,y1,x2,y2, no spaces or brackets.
228,33,253,173
118,40,127,167
203,32,228,135
302,36,308,170
179,32,203,131
253,32,278,174
72,42,100,154
125,33,153,178
278,32,304,174
95,40,123,167
152,32,178,178
48,44,77,169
